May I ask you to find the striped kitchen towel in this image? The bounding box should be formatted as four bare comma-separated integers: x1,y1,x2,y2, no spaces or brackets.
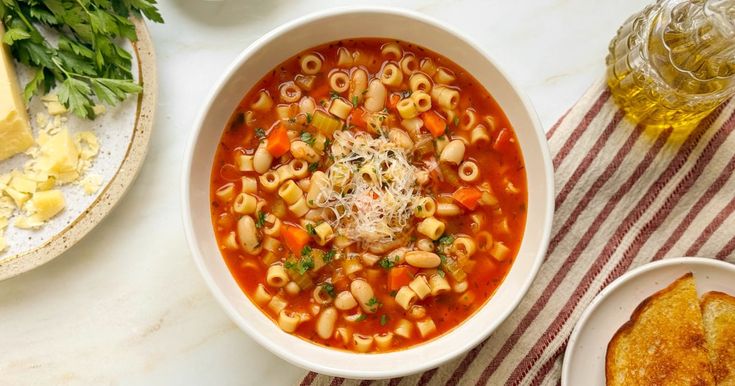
300,79,735,386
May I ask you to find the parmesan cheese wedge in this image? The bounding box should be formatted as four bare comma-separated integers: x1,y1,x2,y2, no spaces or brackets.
0,24,33,161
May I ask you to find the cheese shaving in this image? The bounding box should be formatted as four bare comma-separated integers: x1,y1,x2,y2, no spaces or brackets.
0,98,102,252
317,131,418,246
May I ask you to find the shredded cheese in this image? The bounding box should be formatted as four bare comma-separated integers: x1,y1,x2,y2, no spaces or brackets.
317,131,418,246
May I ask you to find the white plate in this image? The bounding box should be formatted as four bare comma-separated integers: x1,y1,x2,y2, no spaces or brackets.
562,257,735,386
0,18,157,281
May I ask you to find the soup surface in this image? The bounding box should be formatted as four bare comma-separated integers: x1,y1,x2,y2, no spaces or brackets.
210,38,527,353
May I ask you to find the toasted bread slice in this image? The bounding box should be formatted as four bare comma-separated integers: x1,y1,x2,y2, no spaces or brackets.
606,273,715,386
702,291,735,386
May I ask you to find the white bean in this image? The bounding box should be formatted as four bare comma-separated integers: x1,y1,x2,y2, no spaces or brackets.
350,279,377,314
364,79,387,112
316,307,338,339
405,251,441,268
253,142,273,174
335,291,358,310
236,215,260,254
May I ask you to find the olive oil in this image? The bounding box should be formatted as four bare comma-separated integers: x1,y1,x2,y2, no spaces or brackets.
607,0,735,130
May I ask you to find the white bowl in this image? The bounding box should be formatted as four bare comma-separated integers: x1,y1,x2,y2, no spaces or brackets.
182,6,554,379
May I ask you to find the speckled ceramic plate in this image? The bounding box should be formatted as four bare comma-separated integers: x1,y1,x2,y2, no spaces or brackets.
561,257,735,386
0,18,156,281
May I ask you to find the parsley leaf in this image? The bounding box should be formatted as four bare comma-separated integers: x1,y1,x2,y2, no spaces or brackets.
297,256,314,275
300,131,316,146
378,256,397,270
0,0,163,119
355,314,367,322
436,234,455,247
305,223,316,236
351,95,358,107
366,297,381,312
329,90,340,100
323,249,336,264
306,112,313,124
255,211,266,229
301,245,313,258
322,283,336,298
308,162,319,172
380,314,389,326
453,116,460,126
254,128,266,141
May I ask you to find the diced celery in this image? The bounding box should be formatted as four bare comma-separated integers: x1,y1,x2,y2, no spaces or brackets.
311,110,342,136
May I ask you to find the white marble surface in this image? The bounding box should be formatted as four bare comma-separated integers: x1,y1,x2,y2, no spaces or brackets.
0,1,650,385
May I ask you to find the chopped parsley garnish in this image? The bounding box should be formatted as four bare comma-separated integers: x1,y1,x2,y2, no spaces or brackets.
437,268,446,278
453,116,460,126
308,162,319,172
378,256,398,270
366,297,381,312
254,127,266,141
305,223,316,236
352,95,359,107
300,131,316,146
255,211,266,228
438,253,448,264
380,314,389,326
355,314,368,322
301,245,313,257
281,246,315,275
306,112,313,124
297,257,314,275
389,290,398,297
437,234,455,247
323,249,336,264
329,90,340,100
322,283,336,298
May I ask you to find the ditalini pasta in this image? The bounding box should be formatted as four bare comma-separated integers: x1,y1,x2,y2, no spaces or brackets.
210,39,527,353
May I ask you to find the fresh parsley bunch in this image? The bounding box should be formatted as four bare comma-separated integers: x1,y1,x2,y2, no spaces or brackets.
0,0,163,119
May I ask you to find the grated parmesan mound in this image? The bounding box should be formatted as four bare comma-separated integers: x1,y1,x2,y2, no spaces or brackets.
317,131,418,246
0,95,102,251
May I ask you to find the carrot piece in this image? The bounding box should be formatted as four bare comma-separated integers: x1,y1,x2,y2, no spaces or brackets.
266,123,290,157
282,224,310,254
350,108,367,128
493,127,511,150
421,110,447,137
388,94,401,109
452,186,483,210
389,265,417,291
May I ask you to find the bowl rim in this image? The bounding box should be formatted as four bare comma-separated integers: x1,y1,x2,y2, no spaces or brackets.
182,5,554,379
